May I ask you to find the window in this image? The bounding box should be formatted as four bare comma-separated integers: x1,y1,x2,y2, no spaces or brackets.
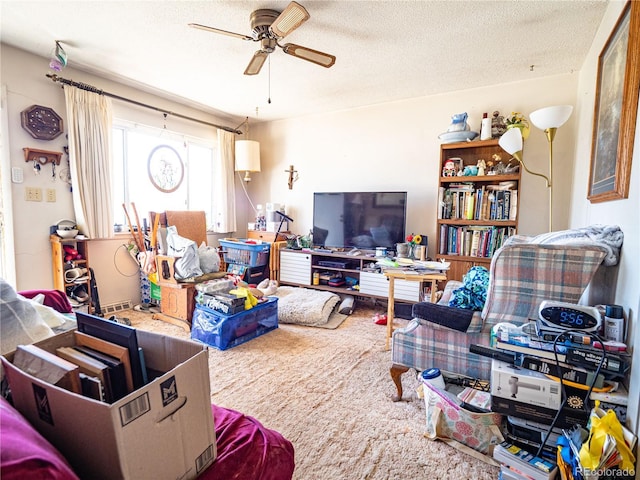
112,122,218,230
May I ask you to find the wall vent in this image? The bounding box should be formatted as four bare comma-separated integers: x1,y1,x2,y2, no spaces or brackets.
101,300,133,315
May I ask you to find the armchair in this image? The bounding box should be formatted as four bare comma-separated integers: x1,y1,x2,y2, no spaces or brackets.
390,242,608,401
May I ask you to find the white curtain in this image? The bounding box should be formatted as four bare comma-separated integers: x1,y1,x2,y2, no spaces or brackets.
212,129,236,233
64,86,113,239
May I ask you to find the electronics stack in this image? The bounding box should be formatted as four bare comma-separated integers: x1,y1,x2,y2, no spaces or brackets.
472,302,633,474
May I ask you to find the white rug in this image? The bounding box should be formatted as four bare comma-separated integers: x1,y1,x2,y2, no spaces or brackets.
272,286,347,328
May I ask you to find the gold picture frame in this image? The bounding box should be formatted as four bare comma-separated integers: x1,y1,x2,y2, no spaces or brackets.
588,1,639,202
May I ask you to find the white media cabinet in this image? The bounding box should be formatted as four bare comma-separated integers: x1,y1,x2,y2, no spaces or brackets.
279,249,425,302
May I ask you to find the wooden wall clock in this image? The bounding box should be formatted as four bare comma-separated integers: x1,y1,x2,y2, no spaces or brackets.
21,104,64,140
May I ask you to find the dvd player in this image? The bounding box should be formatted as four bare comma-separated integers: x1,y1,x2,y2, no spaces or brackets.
317,260,349,268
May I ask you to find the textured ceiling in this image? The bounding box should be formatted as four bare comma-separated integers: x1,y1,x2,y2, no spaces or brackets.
1,1,608,123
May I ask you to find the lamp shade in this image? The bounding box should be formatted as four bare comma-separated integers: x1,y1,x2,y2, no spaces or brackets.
498,127,523,156
530,105,573,130
235,140,261,172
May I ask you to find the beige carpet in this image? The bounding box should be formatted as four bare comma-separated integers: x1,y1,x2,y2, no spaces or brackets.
126,305,499,479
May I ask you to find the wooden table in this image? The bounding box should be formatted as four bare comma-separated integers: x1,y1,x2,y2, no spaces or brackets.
384,270,447,350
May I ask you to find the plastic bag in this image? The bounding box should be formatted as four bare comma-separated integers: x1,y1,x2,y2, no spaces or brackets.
423,381,503,456
198,242,220,274
578,402,636,473
166,226,203,280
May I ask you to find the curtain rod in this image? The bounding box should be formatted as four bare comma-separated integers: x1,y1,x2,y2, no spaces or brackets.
46,73,242,135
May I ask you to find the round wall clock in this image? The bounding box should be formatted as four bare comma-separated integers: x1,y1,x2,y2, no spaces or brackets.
147,145,184,193
21,105,64,140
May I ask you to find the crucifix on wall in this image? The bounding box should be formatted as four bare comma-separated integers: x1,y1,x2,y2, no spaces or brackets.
285,165,298,190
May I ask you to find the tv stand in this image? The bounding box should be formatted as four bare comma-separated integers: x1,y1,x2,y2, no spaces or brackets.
279,248,433,303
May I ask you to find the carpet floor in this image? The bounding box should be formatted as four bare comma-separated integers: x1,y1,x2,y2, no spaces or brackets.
126,303,499,479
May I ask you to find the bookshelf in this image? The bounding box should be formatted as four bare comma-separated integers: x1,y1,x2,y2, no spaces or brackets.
436,139,521,281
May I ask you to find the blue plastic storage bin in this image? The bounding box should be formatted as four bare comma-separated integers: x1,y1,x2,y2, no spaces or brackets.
218,239,270,267
191,297,278,350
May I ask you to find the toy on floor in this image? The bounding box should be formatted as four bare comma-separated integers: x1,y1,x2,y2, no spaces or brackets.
373,313,387,325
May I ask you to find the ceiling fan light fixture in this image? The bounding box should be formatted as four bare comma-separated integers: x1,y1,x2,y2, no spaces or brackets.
271,1,310,38
244,51,269,75
282,43,336,68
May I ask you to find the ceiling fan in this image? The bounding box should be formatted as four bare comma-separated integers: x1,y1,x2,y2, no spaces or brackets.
189,1,336,76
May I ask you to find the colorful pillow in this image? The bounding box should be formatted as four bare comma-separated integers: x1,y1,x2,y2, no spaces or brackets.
0,396,79,479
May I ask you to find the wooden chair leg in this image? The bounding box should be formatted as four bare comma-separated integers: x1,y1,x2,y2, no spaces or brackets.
390,364,410,402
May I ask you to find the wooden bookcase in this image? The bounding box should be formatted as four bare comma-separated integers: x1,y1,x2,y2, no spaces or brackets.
435,139,521,281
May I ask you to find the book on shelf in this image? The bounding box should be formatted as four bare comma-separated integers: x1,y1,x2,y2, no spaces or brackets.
493,441,557,480
439,183,518,222
13,344,82,394
509,190,518,221
437,187,445,220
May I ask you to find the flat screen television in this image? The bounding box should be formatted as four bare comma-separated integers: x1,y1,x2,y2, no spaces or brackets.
312,192,407,250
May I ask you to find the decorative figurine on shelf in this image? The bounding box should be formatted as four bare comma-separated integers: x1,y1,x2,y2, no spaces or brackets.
477,159,486,176
491,111,507,138
486,160,495,175
447,112,470,132
463,165,479,176
442,158,458,177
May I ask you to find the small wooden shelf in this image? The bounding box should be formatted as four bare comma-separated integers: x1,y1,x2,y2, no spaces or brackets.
50,234,92,313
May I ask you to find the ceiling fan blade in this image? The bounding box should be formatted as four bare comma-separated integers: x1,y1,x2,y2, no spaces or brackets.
282,43,336,68
188,23,254,41
270,1,310,38
244,51,269,75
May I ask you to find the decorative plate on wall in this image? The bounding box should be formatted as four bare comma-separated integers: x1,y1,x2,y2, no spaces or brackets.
147,145,184,193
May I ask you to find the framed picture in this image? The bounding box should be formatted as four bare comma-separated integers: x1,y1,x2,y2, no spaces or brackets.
588,1,639,202
147,145,184,193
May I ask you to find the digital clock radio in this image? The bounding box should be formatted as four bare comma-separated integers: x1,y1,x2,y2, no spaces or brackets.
536,301,602,337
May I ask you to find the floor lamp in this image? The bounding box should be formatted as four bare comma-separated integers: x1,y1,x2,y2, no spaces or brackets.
498,105,573,232
529,105,573,231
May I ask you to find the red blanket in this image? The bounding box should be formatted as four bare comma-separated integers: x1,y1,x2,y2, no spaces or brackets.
201,405,295,479
1,397,295,480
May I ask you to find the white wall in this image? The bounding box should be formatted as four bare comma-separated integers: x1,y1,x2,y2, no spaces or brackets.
249,74,579,256
570,0,640,436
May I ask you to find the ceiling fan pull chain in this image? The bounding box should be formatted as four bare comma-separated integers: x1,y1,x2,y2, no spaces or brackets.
268,56,272,104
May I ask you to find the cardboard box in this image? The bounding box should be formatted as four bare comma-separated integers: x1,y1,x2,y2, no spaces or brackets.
490,396,589,430
491,360,561,410
2,329,216,480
